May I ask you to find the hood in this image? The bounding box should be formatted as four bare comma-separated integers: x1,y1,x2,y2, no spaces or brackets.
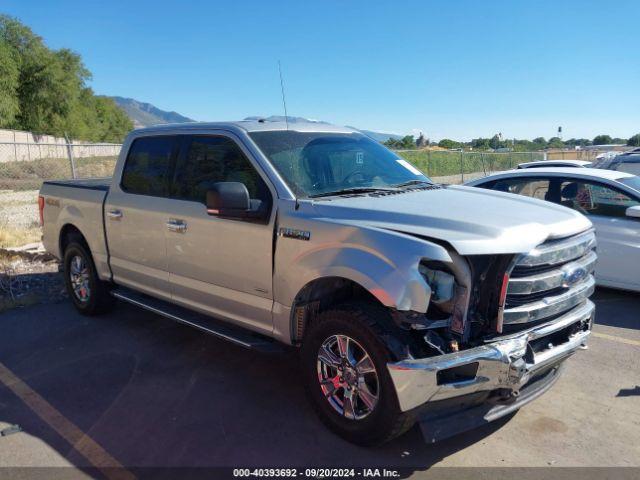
306,185,592,255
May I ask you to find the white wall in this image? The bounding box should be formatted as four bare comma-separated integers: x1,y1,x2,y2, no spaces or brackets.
0,129,121,163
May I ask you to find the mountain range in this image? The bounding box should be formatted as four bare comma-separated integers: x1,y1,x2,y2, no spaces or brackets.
109,97,402,142
108,96,195,128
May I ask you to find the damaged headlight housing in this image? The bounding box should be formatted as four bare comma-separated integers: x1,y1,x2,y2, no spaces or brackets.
419,264,455,307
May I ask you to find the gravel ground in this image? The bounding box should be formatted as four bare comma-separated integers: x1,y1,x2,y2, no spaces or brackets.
0,250,64,312
0,189,40,228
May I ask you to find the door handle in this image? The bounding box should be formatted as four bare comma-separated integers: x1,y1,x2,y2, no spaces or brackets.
167,219,187,233
107,209,122,220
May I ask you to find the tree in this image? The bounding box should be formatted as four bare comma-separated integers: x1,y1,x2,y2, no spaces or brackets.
416,132,429,147
471,137,492,150
564,138,591,147
547,137,564,148
0,15,132,141
0,40,19,126
593,135,613,145
438,138,461,149
627,134,640,147
532,137,547,147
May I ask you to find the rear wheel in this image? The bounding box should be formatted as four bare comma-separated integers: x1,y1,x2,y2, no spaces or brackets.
63,240,115,315
301,303,415,445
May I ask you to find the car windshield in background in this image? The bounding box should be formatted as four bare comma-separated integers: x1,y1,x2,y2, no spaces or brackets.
249,131,431,198
619,176,640,193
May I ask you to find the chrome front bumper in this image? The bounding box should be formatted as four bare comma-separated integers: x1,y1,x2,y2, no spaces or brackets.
387,300,594,412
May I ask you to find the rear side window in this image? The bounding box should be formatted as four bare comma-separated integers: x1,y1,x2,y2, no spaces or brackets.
615,162,640,176
559,181,639,218
121,136,177,196
173,136,271,208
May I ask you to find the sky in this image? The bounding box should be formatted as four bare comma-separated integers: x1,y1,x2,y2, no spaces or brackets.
3,0,639,141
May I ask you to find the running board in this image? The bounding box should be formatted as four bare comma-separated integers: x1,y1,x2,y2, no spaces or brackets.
111,288,285,353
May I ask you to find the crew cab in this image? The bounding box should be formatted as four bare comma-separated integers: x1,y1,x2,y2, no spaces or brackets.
39,121,596,445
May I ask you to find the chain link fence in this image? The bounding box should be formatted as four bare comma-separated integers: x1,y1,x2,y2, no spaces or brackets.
0,142,121,191
395,150,545,184
0,141,121,248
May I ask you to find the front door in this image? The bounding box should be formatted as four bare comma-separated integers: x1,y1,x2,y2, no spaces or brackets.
165,134,276,335
105,135,179,300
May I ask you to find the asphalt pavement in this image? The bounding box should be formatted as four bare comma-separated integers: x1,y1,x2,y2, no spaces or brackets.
0,288,638,476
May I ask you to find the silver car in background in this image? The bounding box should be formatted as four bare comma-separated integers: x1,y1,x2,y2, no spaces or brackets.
467,167,640,292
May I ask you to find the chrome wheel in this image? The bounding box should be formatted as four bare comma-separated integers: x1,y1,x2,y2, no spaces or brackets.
316,334,379,420
69,255,91,303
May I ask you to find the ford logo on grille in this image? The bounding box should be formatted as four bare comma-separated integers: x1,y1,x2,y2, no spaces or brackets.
562,266,587,286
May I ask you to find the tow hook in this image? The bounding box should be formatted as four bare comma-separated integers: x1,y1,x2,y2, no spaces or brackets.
494,388,520,402
507,357,529,386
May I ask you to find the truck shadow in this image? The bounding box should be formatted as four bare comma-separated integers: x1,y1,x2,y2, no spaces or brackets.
0,301,512,476
592,287,640,331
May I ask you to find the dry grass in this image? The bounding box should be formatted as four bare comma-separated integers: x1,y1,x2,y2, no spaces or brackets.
0,223,42,249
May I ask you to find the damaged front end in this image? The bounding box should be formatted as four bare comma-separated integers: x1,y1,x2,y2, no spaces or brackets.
386,230,597,442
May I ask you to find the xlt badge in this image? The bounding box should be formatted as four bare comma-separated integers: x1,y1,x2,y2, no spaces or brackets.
278,227,311,241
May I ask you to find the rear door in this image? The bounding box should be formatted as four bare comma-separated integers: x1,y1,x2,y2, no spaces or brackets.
105,135,180,300
556,179,640,290
164,133,276,335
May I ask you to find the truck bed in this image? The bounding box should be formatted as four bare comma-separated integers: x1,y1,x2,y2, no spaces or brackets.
43,177,111,191
40,178,111,276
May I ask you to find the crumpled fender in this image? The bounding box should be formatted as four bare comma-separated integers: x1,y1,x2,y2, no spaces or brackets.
274,220,453,313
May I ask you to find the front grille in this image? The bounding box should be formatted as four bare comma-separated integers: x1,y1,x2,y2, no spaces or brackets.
502,230,597,334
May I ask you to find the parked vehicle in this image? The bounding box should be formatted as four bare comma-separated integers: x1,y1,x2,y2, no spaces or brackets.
467,167,640,292
592,148,640,176
517,160,592,169
40,122,596,445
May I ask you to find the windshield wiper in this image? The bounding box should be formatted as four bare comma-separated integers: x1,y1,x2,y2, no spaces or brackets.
392,179,432,188
308,186,399,198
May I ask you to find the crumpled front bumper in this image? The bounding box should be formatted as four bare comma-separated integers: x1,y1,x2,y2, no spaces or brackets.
387,300,594,414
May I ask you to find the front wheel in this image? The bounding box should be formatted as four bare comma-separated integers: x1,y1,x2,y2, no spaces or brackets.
300,303,415,445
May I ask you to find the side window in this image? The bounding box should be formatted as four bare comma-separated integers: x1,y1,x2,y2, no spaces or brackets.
174,136,271,210
560,181,639,218
490,178,551,200
121,136,177,196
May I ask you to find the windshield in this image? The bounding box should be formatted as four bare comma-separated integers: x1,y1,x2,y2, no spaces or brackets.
619,176,640,193
248,131,431,197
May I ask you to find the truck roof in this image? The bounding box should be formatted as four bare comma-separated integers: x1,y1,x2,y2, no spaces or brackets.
133,120,357,135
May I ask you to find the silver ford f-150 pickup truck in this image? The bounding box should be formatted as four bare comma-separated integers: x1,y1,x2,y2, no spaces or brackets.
39,121,596,445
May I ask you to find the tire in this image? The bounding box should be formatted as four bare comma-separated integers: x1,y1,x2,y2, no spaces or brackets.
63,239,115,315
300,302,415,446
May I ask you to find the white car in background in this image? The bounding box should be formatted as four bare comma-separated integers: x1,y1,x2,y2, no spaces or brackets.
517,160,592,169
466,168,640,292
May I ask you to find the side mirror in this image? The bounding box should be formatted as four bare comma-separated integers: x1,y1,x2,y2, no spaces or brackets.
626,205,640,219
206,182,250,218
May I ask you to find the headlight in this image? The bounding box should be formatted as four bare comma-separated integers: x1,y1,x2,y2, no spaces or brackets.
419,265,455,305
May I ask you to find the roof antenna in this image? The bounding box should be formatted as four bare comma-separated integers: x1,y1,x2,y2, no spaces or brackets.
278,60,289,130
278,60,299,210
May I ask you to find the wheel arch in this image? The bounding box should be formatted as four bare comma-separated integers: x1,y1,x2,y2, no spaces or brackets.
289,276,391,344
59,223,89,255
